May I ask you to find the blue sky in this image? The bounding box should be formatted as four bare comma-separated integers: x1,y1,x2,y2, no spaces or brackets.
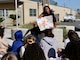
53,0,80,10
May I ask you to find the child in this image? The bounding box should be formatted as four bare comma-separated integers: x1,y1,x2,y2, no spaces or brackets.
19,34,36,58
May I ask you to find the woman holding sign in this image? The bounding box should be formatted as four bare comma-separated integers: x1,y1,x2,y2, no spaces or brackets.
39,6,56,28
39,6,58,60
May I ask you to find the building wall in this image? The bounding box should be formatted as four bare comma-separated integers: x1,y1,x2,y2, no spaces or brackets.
50,5,71,21
5,9,22,26
23,0,76,24
0,0,76,26
23,1,38,24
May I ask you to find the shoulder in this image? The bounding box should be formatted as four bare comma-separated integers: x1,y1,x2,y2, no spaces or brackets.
64,38,70,43
43,37,56,42
38,12,44,18
66,42,75,48
1,38,8,45
20,46,25,52
42,12,45,14
50,13,54,16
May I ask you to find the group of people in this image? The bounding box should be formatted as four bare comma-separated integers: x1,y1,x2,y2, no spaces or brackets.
0,5,80,60
0,26,46,60
0,25,57,60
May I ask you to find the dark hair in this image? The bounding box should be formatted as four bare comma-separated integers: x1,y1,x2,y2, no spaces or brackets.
43,6,52,13
68,30,80,41
1,52,18,60
23,43,46,60
0,26,5,38
44,29,54,37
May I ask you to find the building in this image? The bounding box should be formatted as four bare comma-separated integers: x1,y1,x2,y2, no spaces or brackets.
22,0,76,23
0,0,76,26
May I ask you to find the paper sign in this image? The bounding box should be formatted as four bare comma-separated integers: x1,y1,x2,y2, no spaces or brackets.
37,15,53,31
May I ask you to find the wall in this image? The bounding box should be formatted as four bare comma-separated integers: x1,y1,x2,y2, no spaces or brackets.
52,28,64,48
1,0,76,26
23,1,76,23
23,1,38,24
4,28,64,48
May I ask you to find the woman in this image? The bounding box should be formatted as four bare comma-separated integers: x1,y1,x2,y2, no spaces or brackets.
64,30,80,60
40,29,57,60
19,34,36,58
58,30,80,60
23,23,41,44
39,6,56,28
0,26,8,58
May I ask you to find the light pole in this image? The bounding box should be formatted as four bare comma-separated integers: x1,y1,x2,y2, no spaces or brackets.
15,0,18,29
42,0,46,6
37,0,43,16
48,0,50,6
19,5,24,25
37,0,39,16
4,9,7,27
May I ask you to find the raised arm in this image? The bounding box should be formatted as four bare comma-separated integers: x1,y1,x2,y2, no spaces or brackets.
23,29,30,38
53,14,57,28
38,13,44,18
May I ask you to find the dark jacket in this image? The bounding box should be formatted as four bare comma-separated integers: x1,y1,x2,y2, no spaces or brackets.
64,40,80,60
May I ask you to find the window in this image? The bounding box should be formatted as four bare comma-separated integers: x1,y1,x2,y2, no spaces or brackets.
66,14,73,16
29,9,36,16
3,10,8,16
0,10,3,16
30,0,42,2
46,0,48,4
0,10,8,16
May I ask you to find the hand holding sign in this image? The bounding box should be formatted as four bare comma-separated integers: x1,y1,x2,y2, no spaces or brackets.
37,15,54,31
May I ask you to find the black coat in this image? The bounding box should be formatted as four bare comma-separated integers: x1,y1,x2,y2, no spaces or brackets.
64,40,80,60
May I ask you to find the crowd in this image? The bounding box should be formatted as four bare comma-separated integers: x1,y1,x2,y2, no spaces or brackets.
0,5,80,60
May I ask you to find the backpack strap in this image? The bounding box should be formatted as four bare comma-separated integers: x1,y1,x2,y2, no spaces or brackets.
43,39,52,46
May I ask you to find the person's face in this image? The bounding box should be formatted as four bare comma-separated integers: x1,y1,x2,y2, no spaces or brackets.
27,38,35,44
45,7,50,13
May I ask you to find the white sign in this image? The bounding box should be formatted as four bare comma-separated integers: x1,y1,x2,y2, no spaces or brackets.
37,15,53,31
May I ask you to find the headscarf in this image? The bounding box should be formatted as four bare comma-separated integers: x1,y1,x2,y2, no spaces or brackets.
11,30,24,56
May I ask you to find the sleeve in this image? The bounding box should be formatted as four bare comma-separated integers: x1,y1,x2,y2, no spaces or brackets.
19,46,25,58
64,42,74,58
38,12,44,18
23,29,31,37
40,39,45,50
40,40,43,47
53,16,56,22
52,13,56,27
42,12,44,15
36,26,41,34
53,13,56,22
